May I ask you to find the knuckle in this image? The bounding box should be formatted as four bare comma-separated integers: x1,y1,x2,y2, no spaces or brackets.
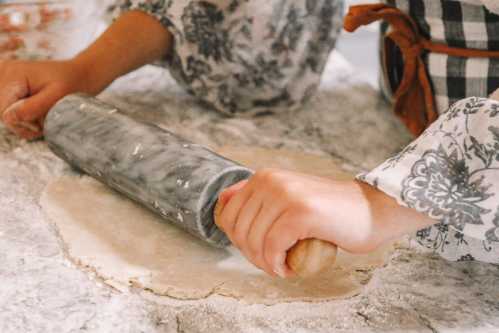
275,184,291,197
253,170,304,200
274,183,298,201
295,198,315,214
254,168,279,182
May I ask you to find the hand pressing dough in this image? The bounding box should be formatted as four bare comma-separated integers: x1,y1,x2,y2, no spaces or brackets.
41,146,392,304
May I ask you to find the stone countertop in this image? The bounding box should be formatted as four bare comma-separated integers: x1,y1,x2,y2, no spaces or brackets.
1,54,499,333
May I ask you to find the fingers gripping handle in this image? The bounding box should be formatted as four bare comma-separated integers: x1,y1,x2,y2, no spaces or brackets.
214,200,338,278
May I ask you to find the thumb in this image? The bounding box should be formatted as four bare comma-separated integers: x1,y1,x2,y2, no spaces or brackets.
12,84,64,123
2,85,64,140
2,99,42,140
0,81,29,114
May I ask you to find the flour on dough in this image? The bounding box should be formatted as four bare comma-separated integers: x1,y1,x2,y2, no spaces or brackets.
41,147,391,304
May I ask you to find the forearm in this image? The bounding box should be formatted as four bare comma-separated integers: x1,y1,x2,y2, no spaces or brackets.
72,10,172,95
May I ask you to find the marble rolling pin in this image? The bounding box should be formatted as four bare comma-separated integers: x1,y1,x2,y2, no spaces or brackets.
44,94,338,278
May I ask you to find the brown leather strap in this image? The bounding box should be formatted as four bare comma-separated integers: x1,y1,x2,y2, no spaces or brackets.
344,4,499,136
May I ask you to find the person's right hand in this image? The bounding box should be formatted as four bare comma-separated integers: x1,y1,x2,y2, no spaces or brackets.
0,9,174,141
216,170,437,278
0,59,88,140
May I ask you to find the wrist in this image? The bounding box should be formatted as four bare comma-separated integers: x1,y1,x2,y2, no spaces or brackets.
356,181,399,249
313,180,381,254
356,180,437,247
68,56,112,95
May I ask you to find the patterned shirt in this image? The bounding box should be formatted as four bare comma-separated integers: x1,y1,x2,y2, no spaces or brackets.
114,0,344,116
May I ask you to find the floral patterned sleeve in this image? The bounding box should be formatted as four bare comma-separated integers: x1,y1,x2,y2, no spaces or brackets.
112,0,344,116
113,0,173,28
358,97,499,263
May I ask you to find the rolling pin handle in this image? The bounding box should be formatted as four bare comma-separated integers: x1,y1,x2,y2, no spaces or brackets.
286,239,338,278
214,199,337,278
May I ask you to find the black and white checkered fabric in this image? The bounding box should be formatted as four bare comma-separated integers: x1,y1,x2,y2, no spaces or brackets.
381,0,499,114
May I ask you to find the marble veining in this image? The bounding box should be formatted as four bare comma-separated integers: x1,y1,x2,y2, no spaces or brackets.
44,94,253,247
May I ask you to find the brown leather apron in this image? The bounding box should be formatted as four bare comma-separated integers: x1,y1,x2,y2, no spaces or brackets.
344,4,499,136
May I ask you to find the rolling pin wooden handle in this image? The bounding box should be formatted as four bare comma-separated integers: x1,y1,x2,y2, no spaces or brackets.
286,238,338,278
214,199,338,278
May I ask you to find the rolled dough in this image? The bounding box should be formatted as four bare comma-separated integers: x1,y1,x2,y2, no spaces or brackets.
41,147,391,304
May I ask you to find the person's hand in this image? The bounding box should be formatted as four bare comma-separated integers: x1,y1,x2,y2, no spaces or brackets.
0,10,173,141
0,59,89,140
216,169,436,278
216,170,375,278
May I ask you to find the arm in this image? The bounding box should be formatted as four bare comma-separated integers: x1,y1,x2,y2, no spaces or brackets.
224,95,499,279
72,10,172,95
0,10,172,139
216,87,499,279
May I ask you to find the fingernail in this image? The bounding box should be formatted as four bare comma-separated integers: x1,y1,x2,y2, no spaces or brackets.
273,267,286,279
273,253,287,278
2,100,40,134
3,100,24,124
17,121,41,133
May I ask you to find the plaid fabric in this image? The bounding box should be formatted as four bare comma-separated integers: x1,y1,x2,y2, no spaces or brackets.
380,0,499,114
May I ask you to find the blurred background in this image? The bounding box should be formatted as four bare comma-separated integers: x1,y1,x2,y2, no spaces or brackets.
0,0,111,60
0,0,380,86
337,0,380,88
